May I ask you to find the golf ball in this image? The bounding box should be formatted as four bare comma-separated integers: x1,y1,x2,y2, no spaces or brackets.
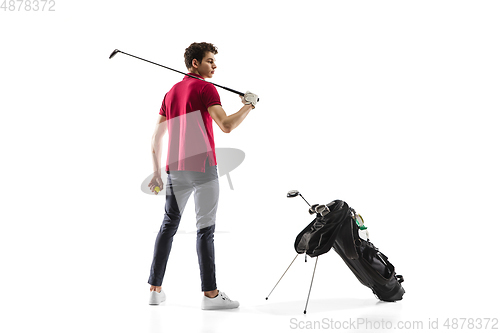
154,186,160,193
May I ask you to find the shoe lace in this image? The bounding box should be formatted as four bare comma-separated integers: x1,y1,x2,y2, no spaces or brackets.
220,292,231,301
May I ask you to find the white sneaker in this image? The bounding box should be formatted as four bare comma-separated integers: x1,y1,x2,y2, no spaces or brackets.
149,289,166,305
201,291,239,310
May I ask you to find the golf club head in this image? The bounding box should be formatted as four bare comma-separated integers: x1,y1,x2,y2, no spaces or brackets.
109,49,120,59
287,190,300,198
315,204,330,217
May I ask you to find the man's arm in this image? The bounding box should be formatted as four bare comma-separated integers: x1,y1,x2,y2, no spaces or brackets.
149,115,168,194
208,104,253,133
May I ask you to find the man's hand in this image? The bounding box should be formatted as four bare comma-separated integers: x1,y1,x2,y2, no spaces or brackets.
240,91,258,108
148,174,164,195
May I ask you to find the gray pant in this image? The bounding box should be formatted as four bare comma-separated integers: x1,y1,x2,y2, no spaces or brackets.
148,161,219,290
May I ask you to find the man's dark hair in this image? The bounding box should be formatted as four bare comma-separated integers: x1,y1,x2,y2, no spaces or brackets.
184,42,218,70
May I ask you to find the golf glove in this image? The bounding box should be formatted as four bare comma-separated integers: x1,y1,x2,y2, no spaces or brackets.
242,91,259,108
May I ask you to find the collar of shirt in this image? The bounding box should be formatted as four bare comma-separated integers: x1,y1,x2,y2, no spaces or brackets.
184,72,205,80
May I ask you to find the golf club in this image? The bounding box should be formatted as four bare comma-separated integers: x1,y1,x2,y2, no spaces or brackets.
109,49,258,101
288,190,331,216
287,190,311,207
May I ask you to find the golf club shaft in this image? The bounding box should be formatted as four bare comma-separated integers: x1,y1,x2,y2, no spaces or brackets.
299,194,311,207
110,49,246,97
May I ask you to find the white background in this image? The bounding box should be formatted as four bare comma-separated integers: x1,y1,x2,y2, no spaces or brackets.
1,1,499,332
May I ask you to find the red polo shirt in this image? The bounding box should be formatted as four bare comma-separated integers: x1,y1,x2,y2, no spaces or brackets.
159,73,221,172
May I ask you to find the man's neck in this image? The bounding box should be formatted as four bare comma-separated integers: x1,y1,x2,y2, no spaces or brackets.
188,69,206,79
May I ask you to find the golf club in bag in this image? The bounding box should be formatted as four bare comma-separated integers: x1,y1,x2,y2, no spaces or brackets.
265,190,405,314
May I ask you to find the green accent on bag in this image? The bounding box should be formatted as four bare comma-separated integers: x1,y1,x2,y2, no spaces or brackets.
356,217,368,230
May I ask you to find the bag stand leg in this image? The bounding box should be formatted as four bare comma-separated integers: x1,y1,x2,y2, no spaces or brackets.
304,256,319,314
265,254,299,300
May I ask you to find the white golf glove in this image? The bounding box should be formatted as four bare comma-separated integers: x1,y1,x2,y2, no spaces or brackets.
241,91,259,108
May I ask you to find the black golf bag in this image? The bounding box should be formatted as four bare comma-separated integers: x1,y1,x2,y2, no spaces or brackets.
294,199,405,302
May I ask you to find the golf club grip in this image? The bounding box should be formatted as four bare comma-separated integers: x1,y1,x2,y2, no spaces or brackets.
215,85,260,102
215,85,244,96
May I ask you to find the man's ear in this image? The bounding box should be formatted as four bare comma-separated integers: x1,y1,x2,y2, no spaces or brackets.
191,58,199,69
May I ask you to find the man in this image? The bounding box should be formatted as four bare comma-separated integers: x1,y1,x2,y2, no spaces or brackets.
147,42,258,310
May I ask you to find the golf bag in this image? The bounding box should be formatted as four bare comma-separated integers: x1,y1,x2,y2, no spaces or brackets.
294,200,405,302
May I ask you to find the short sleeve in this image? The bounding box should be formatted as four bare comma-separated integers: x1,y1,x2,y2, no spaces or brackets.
201,84,221,109
159,92,168,116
